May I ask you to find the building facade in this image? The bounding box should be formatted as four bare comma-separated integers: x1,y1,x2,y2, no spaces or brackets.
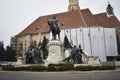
11,0,120,62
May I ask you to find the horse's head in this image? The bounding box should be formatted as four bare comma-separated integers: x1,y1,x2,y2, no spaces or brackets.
48,19,52,28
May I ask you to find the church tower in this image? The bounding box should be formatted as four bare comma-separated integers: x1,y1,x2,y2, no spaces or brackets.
106,1,114,17
68,0,80,11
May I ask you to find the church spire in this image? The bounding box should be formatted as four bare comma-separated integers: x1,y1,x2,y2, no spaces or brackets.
68,0,80,11
106,1,114,17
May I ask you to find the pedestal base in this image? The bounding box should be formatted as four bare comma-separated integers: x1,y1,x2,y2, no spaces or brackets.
46,40,65,64
16,57,23,65
87,56,101,66
82,51,101,66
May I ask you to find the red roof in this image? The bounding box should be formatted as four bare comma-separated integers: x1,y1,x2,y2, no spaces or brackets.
94,13,120,27
16,9,120,36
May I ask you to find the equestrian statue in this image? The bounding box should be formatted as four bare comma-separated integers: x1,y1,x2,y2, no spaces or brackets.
48,16,63,40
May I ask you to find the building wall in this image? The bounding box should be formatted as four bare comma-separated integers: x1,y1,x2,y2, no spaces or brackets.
116,28,120,55
13,27,118,62
90,28,106,62
104,28,118,56
60,27,118,62
11,37,17,50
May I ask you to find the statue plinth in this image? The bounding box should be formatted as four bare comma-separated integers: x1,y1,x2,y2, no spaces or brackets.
46,40,65,64
87,56,101,65
16,57,23,65
82,51,101,66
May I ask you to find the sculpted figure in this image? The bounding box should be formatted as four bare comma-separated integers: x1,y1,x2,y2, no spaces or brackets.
48,16,61,40
62,45,83,64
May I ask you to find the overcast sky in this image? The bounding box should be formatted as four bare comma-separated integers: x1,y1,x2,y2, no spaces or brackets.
0,0,120,47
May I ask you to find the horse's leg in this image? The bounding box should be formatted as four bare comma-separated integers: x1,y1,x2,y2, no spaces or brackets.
52,33,54,40
53,36,55,40
55,36,56,40
58,33,60,40
53,34,56,40
52,32,56,40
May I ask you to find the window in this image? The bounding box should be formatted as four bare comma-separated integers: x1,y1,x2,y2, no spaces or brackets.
36,26,40,30
107,56,115,61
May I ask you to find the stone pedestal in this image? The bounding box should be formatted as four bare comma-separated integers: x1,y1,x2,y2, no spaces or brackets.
87,56,101,65
46,40,65,64
82,51,101,66
16,57,23,65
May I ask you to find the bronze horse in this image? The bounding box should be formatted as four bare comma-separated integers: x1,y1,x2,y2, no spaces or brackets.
48,17,61,40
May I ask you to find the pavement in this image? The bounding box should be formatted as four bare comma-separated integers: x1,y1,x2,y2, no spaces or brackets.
0,70,120,80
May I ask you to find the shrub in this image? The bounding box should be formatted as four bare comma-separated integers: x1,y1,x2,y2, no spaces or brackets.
2,65,115,71
47,63,74,71
2,65,46,71
16,66,32,71
31,65,46,71
2,66,15,71
96,66,115,70
75,66,93,71
2,66,32,71
47,66,56,71
75,66,115,71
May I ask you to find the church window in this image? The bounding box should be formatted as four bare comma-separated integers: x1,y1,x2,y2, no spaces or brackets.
72,7,74,11
36,25,40,30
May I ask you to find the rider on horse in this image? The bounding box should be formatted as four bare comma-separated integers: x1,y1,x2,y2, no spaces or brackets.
48,16,61,40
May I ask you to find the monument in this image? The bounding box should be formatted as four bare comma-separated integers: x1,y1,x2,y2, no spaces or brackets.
25,40,44,64
47,17,65,64
22,16,101,66
24,36,49,64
